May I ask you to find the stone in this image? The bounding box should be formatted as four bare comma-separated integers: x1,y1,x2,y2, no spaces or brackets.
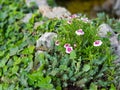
98,23,120,63
98,23,115,37
22,13,32,23
34,21,44,29
25,0,35,7
52,7,71,19
36,0,48,7
25,0,48,7
113,0,120,16
109,35,119,54
39,5,52,15
102,0,115,12
36,32,57,50
39,6,71,19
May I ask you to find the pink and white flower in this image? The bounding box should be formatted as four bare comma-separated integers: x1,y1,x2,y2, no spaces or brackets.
75,29,84,35
64,43,71,48
70,14,78,19
81,17,90,23
66,46,73,54
93,40,103,46
74,44,77,48
67,20,72,24
55,40,60,46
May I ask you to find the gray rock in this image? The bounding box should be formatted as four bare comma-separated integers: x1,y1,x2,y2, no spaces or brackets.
25,0,48,7
39,6,71,19
22,13,32,23
34,21,44,29
25,0,35,7
102,0,115,12
110,35,119,54
39,5,52,15
36,32,57,50
52,7,71,19
36,0,48,7
98,24,120,63
113,0,120,16
98,23,115,37
35,50,44,55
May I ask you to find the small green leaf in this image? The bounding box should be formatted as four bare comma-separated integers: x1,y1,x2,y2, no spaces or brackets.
28,45,35,53
14,58,21,65
90,83,97,90
10,47,18,56
83,64,90,72
12,65,19,74
70,50,76,59
0,51,5,57
110,84,116,90
56,86,62,90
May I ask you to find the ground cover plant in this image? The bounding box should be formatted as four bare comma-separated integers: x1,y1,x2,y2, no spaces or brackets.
0,0,119,90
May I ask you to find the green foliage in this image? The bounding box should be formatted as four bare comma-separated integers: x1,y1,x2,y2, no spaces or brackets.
47,0,57,7
0,0,117,90
31,16,116,89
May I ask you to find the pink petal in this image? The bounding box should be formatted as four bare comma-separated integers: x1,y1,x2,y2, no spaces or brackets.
66,47,73,54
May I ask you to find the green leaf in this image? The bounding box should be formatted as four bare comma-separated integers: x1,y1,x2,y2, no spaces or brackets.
14,57,21,65
0,51,5,57
0,84,2,90
90,83,97,90
10,47,18,56
28,45,35,54
110,84,116,90
0,54,10,67
70,50,76,59
56,86,62,90
12,65,19,74
83,64,90,72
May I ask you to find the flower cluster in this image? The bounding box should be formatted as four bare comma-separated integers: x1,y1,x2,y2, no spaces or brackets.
64,43,73,54
55,16,103,54
80,17,91,23
93,40,102,47
75,29,84,35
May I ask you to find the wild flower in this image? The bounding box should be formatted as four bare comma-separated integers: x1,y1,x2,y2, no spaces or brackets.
69,14,78,19
66,46,73,54
93,40,103,46
64,43,71,48
75,29,84,35
67,20,72,24
74,44,77,48
55,40,60,46
81,17,90,23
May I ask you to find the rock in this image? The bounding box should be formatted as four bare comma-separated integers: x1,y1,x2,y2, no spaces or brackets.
34,21,44,29
109,35,120,54
102,0,115,12
36,0,48,7
39,6,71,19
35,50,44,55
113,0,120,16
52,7,71,18
22,13,32,23
36,32,57,50
98,23,115,37
39,5,52,15
25,0,35,7
25,0,48,7
98,23,120,63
